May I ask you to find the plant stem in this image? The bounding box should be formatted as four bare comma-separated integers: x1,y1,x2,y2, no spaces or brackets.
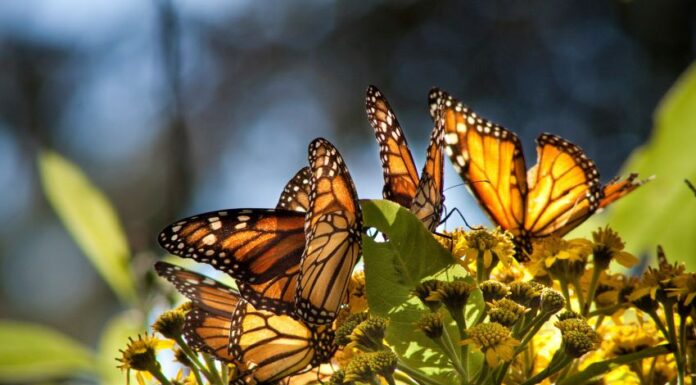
559,280,573,312
582,267,601,316
519,352,571,385
664,303,685,385
450,309,470,384
203,354,224,385
173,335,216,383
434,338,467,380
397,362,447,385
571,276,585,313
394,370,421,385
220,362,228,385
149,367,173,385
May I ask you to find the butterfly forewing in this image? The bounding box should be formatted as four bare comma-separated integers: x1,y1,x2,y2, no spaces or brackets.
296,138,362,325
410,105,445,231
277,167,312,213
366,85,420,207
441,93,527,234
158,209,305,284
155,262,240,317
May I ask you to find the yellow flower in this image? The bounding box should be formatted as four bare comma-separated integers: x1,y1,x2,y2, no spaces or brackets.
348,270,368,313
591,226,638,269
667,272,696,306
528,237,592,279
117,333,173,372
451,228,516,271
600,320,661,356
460,322,520,367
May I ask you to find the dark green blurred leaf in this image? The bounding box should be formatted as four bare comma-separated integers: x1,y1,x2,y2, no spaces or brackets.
0,321,95,382
558,344,669,385
361,200,483,385
570,63,696,269
38,151,136,304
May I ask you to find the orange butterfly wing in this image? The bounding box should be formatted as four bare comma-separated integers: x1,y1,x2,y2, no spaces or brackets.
277,167,313,213
230,302,335,383
410,105,445,231
235,167,313,314
155,262,240,316
439,89,527,235
524,134,602,237
296,138,362,324
366,85,420,207
184,307,238,362
158,209,305,285
599,173,649,209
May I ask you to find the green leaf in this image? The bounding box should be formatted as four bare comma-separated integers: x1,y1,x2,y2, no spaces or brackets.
570,62,696,269
97,311,143,385
38,151,136,304
0,321,96,382
558,344,670,385
361,200,484,385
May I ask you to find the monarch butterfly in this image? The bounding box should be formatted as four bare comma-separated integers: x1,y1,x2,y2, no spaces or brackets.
155,262,336,384
158,139,362,324
366,85,445,231
431,88,648,253
157,166,314,315
295,138,363,325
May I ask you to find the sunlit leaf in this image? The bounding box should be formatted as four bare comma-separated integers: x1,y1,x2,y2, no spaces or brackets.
570,62,696,269
38,151,136,304
362,200,483,385
0,321,96,382
97,311,143,385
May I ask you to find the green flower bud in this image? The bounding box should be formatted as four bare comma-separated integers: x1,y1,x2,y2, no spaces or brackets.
335,312,369,347
540,289,565,314
480,280,509,302
416,311,444,339
412,280,444,311
348,316,389,352
152,309,186,339
488,299,527,327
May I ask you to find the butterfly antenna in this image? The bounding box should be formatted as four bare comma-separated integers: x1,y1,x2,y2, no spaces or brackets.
686,179,696,197
439,205,478,230
443,182,466,192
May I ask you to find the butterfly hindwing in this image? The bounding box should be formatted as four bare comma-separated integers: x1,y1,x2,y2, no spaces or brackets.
155,261,240,317
296,138,362,324
184,306,238,362
230,302,335,384
524,133,601,237
366,85,420,208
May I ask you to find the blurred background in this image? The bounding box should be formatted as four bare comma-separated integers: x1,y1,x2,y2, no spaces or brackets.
1,0,695,383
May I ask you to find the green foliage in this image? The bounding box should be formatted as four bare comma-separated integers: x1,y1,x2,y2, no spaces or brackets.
571,64,696,269
557,345,670,385
98,312,143,385
38,150,137,304
0,321,96,382
361,200,484,385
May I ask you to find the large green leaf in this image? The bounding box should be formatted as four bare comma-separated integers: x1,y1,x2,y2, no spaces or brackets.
570,62,696,269
362,200,484,385
38,151,136,304
0,321,96,382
